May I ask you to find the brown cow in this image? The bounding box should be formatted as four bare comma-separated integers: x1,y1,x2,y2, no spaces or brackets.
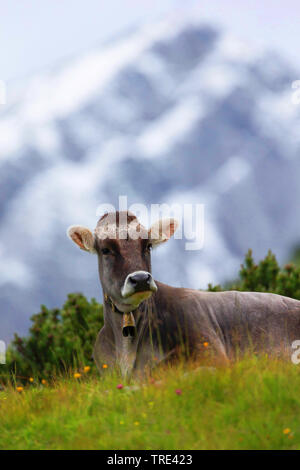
68,211,300,377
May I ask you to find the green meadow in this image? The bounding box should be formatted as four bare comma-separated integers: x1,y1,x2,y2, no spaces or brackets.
1,250,300,450
1,356,299,450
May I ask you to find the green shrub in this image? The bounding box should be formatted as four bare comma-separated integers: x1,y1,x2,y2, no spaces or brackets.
208,249,300,300
1,293,103,384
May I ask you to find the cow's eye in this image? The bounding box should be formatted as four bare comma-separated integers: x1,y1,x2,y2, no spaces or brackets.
101,248,111,255
147,243,152,252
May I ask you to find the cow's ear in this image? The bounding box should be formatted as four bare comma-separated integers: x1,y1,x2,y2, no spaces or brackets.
149,218,179,247
67,225,96,253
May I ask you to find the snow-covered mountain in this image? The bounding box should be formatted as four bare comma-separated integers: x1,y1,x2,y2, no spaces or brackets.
1,13,300,342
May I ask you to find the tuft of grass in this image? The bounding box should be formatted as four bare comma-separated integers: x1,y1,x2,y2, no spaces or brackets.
0,356,300,450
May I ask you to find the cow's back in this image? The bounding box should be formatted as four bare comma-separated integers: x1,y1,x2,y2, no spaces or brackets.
193,290,300,355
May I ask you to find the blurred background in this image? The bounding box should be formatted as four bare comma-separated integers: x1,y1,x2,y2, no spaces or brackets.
1,0,300,343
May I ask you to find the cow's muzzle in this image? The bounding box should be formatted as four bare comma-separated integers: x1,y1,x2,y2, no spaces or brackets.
121,271,157,299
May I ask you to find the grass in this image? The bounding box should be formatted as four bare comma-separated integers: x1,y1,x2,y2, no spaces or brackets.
0,356,300,450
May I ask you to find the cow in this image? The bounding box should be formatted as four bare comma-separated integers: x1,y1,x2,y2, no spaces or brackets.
67,211,300,377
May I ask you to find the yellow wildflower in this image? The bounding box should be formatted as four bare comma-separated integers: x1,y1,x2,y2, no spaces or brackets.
134,421,140,426
83,366,91,373
203,342,209,347
283,428,291,435
73,373,81,379
16,386,23,392
29,377,34,383
102,364,108,369
41,379,47,385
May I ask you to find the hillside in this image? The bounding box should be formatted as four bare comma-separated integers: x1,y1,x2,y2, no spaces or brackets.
0,357,299,450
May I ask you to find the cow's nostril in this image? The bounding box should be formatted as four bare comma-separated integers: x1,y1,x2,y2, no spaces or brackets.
128,272,152,291
129,273,149,283
122,271,157,298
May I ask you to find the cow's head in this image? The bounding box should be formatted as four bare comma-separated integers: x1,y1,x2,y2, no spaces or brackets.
67,211,178,313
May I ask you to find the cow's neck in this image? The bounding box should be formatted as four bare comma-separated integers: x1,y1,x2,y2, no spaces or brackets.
104,294,137,337
103,294,151,339
103,293,153,377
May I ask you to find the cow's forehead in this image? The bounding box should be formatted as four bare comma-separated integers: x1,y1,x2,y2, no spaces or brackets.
94,222,148,240
94,211,148,241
